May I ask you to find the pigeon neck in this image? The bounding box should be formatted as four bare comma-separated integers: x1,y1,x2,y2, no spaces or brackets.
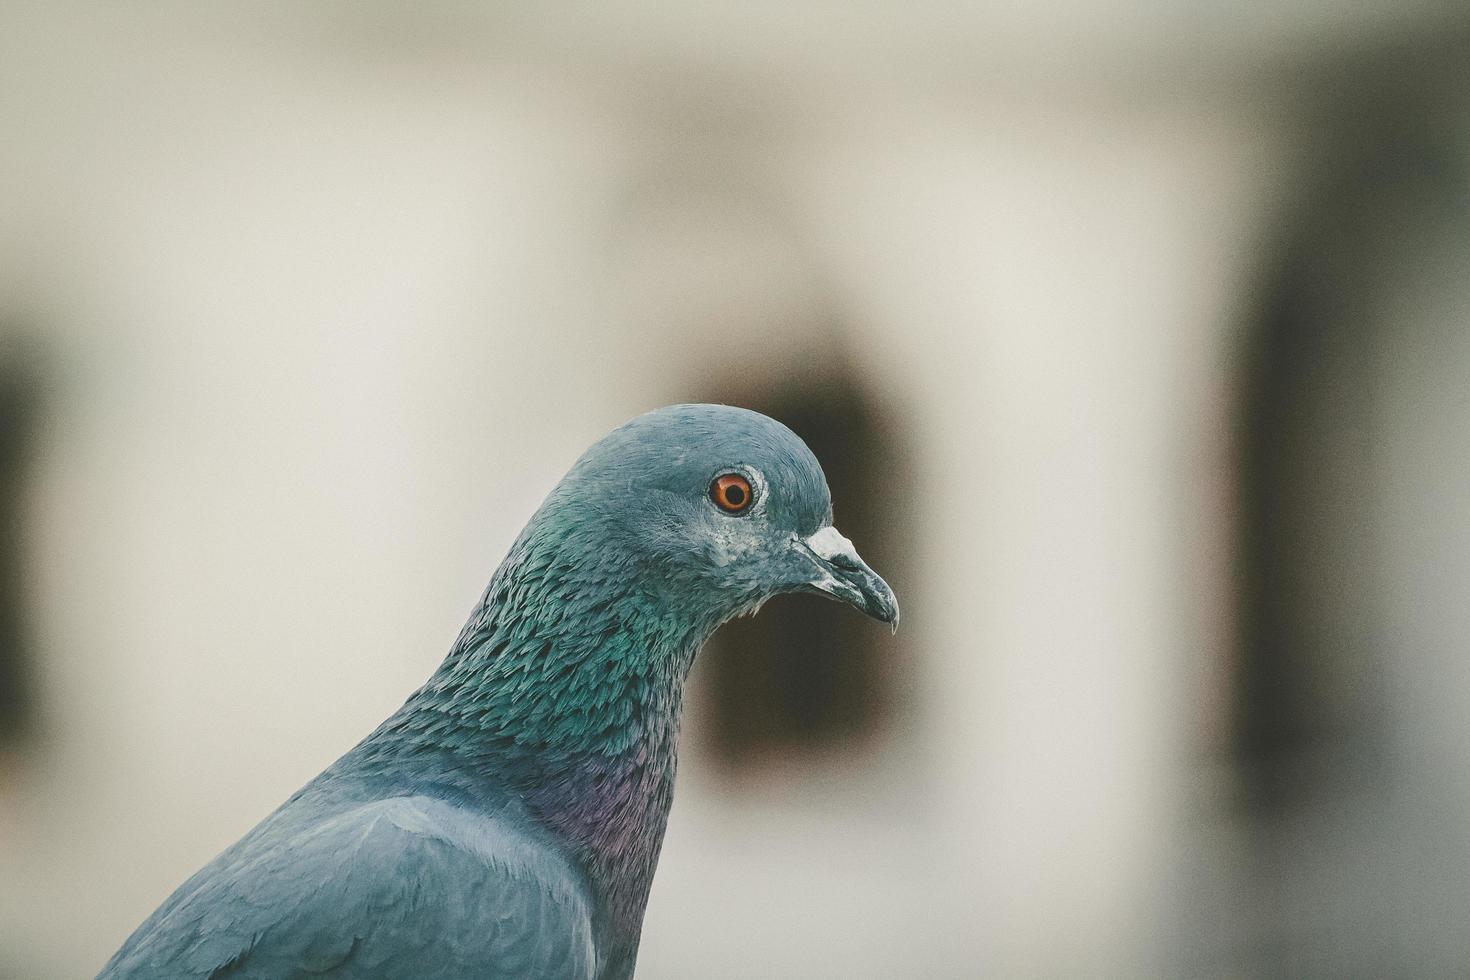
377,517,721,966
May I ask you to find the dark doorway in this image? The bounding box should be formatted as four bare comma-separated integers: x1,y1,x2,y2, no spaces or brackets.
0,346,41,747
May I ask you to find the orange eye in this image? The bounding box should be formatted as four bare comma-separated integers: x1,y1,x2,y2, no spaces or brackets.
710,473,754,513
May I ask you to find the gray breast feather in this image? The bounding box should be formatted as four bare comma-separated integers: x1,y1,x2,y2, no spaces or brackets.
98,796,598,979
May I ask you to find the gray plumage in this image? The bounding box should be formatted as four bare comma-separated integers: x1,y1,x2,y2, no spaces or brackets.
100,405,897,979
106,781,596,978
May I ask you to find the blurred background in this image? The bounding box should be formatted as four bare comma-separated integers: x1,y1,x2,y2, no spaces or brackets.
2,2,1469,977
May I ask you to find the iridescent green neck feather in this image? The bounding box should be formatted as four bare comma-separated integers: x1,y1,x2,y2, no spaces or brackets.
367,493,735,976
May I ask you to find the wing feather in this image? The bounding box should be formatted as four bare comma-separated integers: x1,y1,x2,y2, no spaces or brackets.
99,796,597,980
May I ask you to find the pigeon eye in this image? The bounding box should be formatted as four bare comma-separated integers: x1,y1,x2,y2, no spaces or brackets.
710,473,753,514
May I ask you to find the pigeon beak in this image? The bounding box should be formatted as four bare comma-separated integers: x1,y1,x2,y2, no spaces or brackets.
796,526,900,633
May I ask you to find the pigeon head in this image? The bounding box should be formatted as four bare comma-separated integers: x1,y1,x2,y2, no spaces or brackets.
532,404,898,632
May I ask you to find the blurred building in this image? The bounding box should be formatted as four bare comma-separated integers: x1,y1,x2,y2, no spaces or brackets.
1,3,1468,977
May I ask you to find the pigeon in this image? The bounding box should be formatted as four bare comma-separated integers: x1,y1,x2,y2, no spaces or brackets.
99,404,898,980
